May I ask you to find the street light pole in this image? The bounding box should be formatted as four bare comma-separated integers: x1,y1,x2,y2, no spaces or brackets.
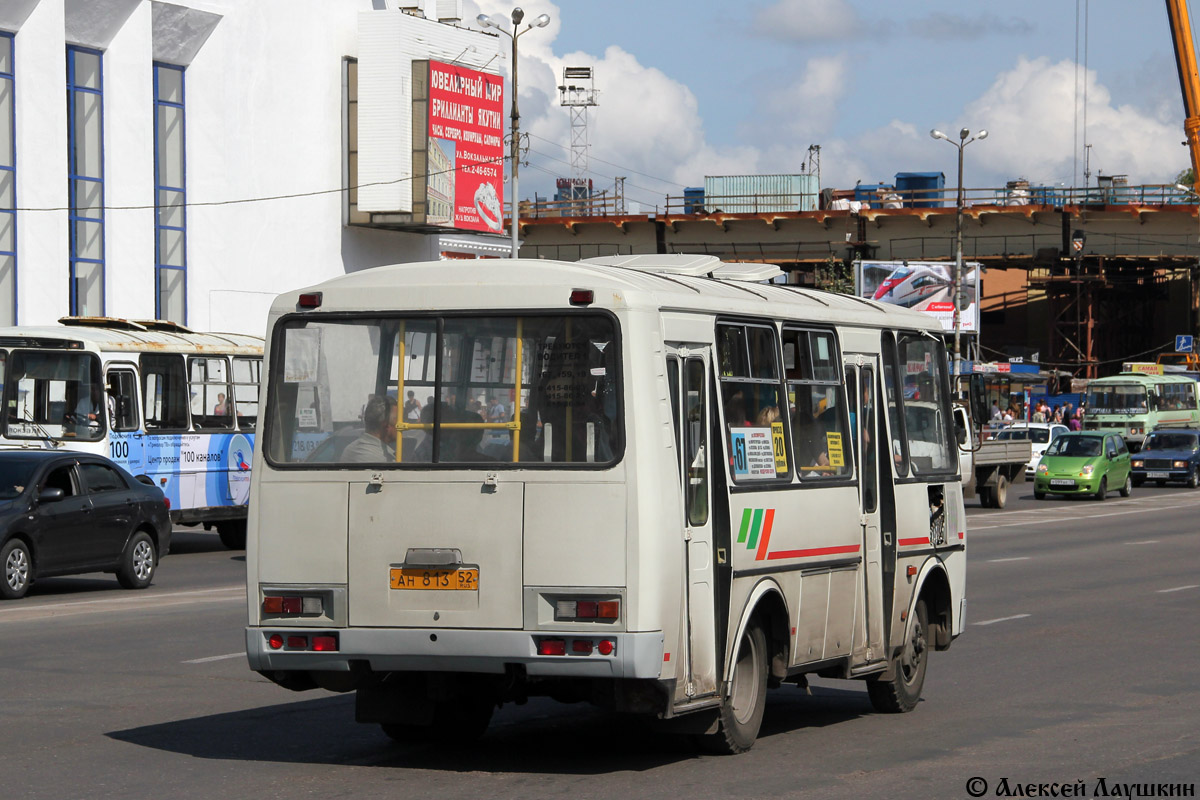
931,127,988,379
477,8,551,258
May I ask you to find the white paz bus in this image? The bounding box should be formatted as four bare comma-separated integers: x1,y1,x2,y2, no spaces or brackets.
246,256,966,753
0,318,263,548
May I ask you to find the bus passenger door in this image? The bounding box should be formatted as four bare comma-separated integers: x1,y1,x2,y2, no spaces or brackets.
666,345,718,699
848,358,886,665
105,366,145,477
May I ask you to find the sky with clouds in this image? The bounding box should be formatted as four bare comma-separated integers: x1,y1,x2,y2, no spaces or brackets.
468,0,1186,212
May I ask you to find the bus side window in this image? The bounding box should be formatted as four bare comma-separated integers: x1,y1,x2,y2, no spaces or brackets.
141,354,188,431
881,332,910,477
106,369,139,431
190,357,233,430
782,327,850,480
232,357,261,430
716,322,791,483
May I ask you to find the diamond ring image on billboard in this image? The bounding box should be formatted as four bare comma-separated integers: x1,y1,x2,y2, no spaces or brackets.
474,181,502,232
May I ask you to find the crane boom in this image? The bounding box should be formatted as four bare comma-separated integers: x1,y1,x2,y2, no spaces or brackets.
1167,0,1200,192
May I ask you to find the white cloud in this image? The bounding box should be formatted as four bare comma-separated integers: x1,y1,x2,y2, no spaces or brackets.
753,54,849,141
751,0,872,43
465,4,1183,206
907,13,1034,40
801,57,1183,192
959,57,1181,186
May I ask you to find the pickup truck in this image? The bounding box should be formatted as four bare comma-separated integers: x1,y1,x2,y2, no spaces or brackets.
953,402,1032,508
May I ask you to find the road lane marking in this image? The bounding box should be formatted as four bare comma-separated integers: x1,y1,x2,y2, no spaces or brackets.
1124,540,1159,545
183,652,244,664
0,584,244,614
986,556,1030,563
968,500,1200,530
1156,584,1200,594
0,585,244,624
973,614,1031,626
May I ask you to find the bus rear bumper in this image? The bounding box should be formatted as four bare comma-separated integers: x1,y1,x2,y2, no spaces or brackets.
245,627,665,680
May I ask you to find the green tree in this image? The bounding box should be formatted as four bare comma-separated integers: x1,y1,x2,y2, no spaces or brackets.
814,256,855,295
1176,167,1195,187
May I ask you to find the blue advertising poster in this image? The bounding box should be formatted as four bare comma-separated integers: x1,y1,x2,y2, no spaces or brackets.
107,432,254,511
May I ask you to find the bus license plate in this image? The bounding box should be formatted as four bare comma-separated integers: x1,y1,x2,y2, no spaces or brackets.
1146,471,1169,479
390,567,479,591
1049,479,1076,487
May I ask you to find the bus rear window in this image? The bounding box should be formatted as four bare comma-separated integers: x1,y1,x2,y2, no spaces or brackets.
266,314,621,467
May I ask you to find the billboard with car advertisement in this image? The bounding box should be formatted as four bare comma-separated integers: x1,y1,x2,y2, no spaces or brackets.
426,60,505,233
855,259,980,333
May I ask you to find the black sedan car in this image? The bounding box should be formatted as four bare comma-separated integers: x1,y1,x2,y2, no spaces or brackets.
1130,429,1200,488
0,451,172,599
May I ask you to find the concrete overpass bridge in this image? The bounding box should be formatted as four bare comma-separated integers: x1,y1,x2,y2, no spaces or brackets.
514,185,1200,378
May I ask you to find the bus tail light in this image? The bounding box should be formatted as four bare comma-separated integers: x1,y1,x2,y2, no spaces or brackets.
298,292,323,309
572,639,593,654
598,640,615,656
537,638,567,656
569,289,594,306
263,632,338,652
554,597,620,622
262,594,324,617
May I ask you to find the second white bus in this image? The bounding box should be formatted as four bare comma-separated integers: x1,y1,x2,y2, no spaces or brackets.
246,256,967,753
0,318,263,548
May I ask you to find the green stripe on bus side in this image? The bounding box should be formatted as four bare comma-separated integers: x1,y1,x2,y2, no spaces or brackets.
737,508,753,544
747,508,764,550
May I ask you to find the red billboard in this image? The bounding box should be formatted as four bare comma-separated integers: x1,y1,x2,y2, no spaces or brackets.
427,61,505,233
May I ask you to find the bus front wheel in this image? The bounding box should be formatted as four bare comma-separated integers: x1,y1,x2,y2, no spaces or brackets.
699,622,768,754
868,599,928,713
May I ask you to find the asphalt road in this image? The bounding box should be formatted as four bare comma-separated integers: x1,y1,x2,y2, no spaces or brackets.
4,482,1198,800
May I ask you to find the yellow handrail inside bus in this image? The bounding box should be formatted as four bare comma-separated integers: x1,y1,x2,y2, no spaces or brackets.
395,321,406,462
391,318,526,463
513,317,523,462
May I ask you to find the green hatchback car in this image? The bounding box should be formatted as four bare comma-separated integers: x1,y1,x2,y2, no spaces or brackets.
1034,432,1132,500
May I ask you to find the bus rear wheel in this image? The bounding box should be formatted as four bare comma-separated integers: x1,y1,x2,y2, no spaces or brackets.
698,622,768,754
217,521,246,550
868,600,928,714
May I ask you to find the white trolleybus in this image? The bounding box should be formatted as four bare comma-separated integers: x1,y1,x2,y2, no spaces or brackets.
247,256,966,753
0,318,263,549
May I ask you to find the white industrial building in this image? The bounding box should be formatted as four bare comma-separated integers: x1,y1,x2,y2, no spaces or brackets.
0,0,508,336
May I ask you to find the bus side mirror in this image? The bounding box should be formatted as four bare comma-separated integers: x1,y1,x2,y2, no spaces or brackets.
968,374,988,428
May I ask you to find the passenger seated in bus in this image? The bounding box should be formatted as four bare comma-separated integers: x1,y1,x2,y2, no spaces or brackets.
755,405,780,427
724,391,750,427
343,394,397,462
792,395,831,474
213,393,229,416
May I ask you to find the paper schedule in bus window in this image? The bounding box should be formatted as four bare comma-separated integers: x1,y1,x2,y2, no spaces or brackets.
283,328,320,383
730,427,777,480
